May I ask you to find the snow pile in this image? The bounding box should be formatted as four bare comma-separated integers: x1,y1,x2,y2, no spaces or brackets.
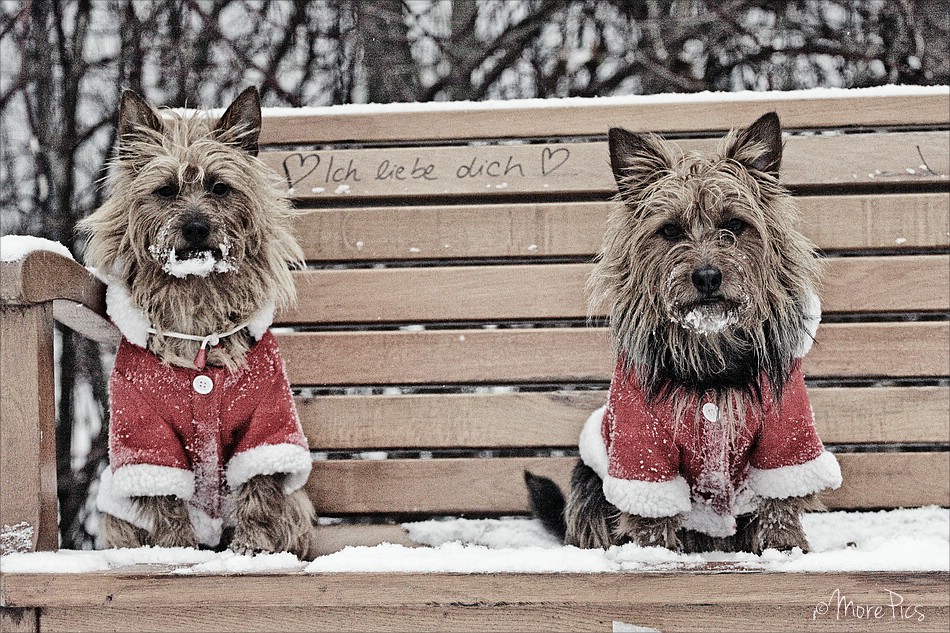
308,507,949,574
258,85,950,118
1,507,946,574
0,546,223,573
0,235,74,263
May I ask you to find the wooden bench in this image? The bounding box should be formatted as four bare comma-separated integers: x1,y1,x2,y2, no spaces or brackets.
2,88,949,632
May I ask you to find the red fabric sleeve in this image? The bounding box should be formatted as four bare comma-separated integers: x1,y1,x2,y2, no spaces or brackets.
605,362,681,483
108,348,190,472
749,361,825,470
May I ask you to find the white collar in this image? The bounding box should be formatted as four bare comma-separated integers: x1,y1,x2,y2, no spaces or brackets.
102,274,274,348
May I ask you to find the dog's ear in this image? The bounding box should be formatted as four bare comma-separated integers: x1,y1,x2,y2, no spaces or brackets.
215,87,262,156
117,90,164,156
608,127,673,204
726,111,783,176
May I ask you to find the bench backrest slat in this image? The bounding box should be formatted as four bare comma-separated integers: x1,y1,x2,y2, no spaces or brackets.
276,322,948,386
278,255,948,325
305,452,949,515
259,92,950,144
298,385,950,451
265,131,949,203
292,193,950,261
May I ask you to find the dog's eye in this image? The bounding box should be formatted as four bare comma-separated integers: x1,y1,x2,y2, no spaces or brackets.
155,184,179,199
211,182,231,197
659,223,685,241
723,218,747,235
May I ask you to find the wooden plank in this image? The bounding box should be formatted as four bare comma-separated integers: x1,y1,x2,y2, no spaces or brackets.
817,255,949,313
833,452,950,510
293,201,610,261
808,386,950,445
33,599,950,633
799,193,950,253
0,305,58,554
277,327,613,386
5,569,947,633
298,386,950,450
279,255,949,325
312,524,414,557
298,390,607,450
806,321,950,380
293,193,950,262
1,251,117,345
305,452,949,516
6,569,947,610
266,131,949,201
276,322,950,386
259,91,950,144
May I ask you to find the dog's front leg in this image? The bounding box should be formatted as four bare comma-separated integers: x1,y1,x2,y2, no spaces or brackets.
136,495,197,548
751,494,823,554
230,473,319,560
614,512,682,550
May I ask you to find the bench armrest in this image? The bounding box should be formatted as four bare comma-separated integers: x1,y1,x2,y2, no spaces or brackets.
0,251,116,553
1,250,118,345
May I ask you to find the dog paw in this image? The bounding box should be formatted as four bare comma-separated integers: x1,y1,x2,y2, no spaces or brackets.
230,543,275,557
615,513,682,551
752,496,811,555
152,530,197,549
229,531,277,557
755,530,809,555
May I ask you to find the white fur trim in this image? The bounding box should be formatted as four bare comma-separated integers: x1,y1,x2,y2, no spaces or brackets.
748,450,842,499
187,506,225,547
105,277,276,345
226,443,312,493
795,287,821,358
111,463,195,499
246,301,275,341
579,406,691,518
680,487,758,537
96,468,224,547
105,280,152,347
96,467,147,529
602,474,692,518
578,406,609,474
681,499,738,537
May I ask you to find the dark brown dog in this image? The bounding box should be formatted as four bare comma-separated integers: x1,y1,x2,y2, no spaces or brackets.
527,113,841,554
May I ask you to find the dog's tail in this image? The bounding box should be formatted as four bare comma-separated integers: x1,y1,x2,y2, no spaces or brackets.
524,470,567,541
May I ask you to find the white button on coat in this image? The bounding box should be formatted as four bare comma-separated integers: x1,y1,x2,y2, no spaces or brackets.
193,375,214,394
702,402,719,422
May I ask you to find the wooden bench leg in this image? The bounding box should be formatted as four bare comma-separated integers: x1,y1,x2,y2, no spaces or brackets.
0,304,58,553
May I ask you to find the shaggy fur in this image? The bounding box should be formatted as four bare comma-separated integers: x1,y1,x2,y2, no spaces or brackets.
82,88,317,558
80,88,302,371
528,113,823,553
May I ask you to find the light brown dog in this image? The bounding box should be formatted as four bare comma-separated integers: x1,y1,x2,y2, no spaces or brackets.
81,87,318,559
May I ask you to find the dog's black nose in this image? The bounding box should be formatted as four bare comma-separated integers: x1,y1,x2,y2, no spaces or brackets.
692,265,722,294
181,217,211,246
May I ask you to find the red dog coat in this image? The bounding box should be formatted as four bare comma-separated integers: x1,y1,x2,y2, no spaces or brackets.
579,291,840,537
96,281,311,546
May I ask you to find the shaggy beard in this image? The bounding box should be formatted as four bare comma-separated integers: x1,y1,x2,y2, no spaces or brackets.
620,307,805,408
